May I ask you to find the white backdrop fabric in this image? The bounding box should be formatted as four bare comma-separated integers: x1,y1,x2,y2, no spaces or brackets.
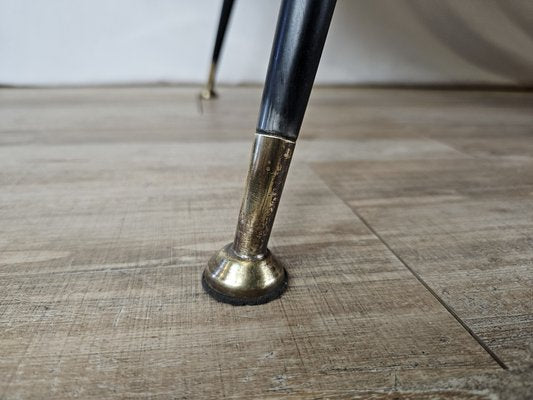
1,0,532,86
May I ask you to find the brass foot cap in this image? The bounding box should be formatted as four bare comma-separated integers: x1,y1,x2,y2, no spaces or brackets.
199,89,218,100
202,243,288,306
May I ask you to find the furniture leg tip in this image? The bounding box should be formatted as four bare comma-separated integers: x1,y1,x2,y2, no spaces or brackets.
199,89,218,100
202,243,288,306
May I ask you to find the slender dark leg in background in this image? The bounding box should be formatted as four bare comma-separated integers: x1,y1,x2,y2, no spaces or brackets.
200,0,235,100
203,0,337,305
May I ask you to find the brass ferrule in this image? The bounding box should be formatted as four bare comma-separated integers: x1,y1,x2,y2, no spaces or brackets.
203,133,292,305
206,62,216,91
232,133,295,257
200,62,218,100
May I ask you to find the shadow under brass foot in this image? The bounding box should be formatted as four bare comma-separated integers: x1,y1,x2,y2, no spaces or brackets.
203,243,288,306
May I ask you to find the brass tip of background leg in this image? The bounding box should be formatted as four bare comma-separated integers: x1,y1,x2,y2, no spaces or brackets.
202,243,288,306
199,62,218,100
199,88,218,100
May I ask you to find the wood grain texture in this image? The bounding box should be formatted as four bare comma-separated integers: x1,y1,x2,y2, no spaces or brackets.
313,157,533,367
0,87,532,399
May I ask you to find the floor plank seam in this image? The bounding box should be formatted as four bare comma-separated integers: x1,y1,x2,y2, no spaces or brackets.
313,169,509,370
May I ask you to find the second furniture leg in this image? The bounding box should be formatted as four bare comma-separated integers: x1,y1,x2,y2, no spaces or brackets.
200,0,235,100
203,0,336,305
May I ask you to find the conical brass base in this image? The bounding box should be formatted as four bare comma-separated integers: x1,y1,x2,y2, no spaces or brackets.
202,243,288,306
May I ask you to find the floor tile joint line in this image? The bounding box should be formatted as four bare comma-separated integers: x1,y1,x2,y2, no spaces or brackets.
313,169,509,370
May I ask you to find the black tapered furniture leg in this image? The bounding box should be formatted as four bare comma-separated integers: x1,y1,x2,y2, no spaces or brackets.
202,0,337,305
200,0,235,100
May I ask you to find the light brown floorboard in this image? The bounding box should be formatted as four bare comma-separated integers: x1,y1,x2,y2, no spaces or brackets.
1,87,532,399
312,155,533,369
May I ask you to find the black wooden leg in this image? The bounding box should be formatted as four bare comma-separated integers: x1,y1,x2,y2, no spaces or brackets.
200,0,235,100
203,0,337,305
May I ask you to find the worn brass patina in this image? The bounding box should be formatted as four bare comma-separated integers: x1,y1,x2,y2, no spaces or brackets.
203,133,294,305
199,62,218,100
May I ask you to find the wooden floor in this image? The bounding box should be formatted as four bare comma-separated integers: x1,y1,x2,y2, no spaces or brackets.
0,86,532,399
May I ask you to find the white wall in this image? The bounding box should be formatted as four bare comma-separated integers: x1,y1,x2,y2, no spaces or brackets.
1,0,532,86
